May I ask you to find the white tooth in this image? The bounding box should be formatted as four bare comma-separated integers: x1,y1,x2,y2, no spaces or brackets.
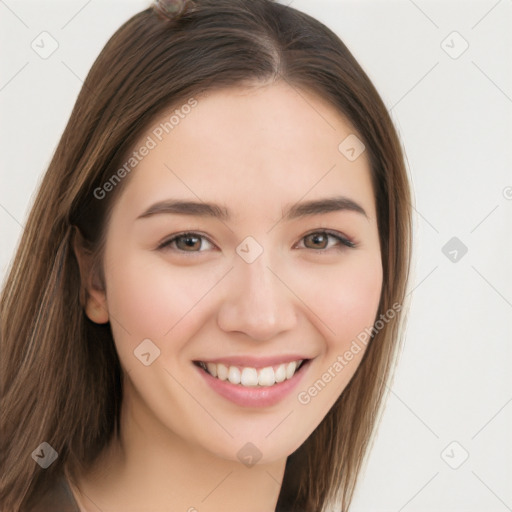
285,361,297,379
217,363,228,380
258,367,275,386
241,367,259,386
206,362,217,377
274,364,287,383
228,366,241,384
210,360,303,386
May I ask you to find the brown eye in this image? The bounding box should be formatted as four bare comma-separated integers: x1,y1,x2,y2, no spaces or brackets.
299,231,355,251
175,234,202,251
158,232,214,253
304,232,329,249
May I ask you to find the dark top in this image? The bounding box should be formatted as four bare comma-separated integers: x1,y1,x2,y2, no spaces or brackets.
24,475,80,512
23,472,298,511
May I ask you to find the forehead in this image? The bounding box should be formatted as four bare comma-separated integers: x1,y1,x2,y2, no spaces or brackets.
112,81,376,223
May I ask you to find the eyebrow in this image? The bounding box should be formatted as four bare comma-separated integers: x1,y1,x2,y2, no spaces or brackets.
136,196,368,222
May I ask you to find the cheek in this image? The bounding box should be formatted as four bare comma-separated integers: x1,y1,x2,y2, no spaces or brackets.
106,263,173,336
294,253,383,345
336,259,382,338
103,253,223,347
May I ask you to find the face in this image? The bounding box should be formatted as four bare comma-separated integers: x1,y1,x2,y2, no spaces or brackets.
84,81,382,464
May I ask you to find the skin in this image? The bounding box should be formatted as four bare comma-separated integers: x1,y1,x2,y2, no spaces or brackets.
72,80,383,512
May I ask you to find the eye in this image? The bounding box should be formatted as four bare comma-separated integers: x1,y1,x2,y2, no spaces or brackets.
157,232,215,253
296,230,356,251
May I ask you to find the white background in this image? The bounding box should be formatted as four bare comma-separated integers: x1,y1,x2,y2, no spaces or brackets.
1,1,511,510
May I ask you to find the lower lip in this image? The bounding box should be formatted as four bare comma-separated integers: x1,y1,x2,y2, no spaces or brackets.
194,360,311,408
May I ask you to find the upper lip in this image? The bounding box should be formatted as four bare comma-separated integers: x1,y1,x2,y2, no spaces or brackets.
195,355,310,369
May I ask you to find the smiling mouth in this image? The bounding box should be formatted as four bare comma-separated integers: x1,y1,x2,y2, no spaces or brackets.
193,359,309,387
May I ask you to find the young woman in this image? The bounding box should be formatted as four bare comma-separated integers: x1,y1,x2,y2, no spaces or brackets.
0,0,412,510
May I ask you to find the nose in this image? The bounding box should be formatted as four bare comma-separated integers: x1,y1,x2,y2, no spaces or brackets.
216,251,298,341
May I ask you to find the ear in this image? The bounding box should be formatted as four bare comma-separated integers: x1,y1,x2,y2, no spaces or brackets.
72,225,109,324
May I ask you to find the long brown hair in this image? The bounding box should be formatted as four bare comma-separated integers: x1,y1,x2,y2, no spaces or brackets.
0,1,412,510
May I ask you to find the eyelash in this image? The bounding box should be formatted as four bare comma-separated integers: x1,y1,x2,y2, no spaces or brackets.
156,230,357,254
